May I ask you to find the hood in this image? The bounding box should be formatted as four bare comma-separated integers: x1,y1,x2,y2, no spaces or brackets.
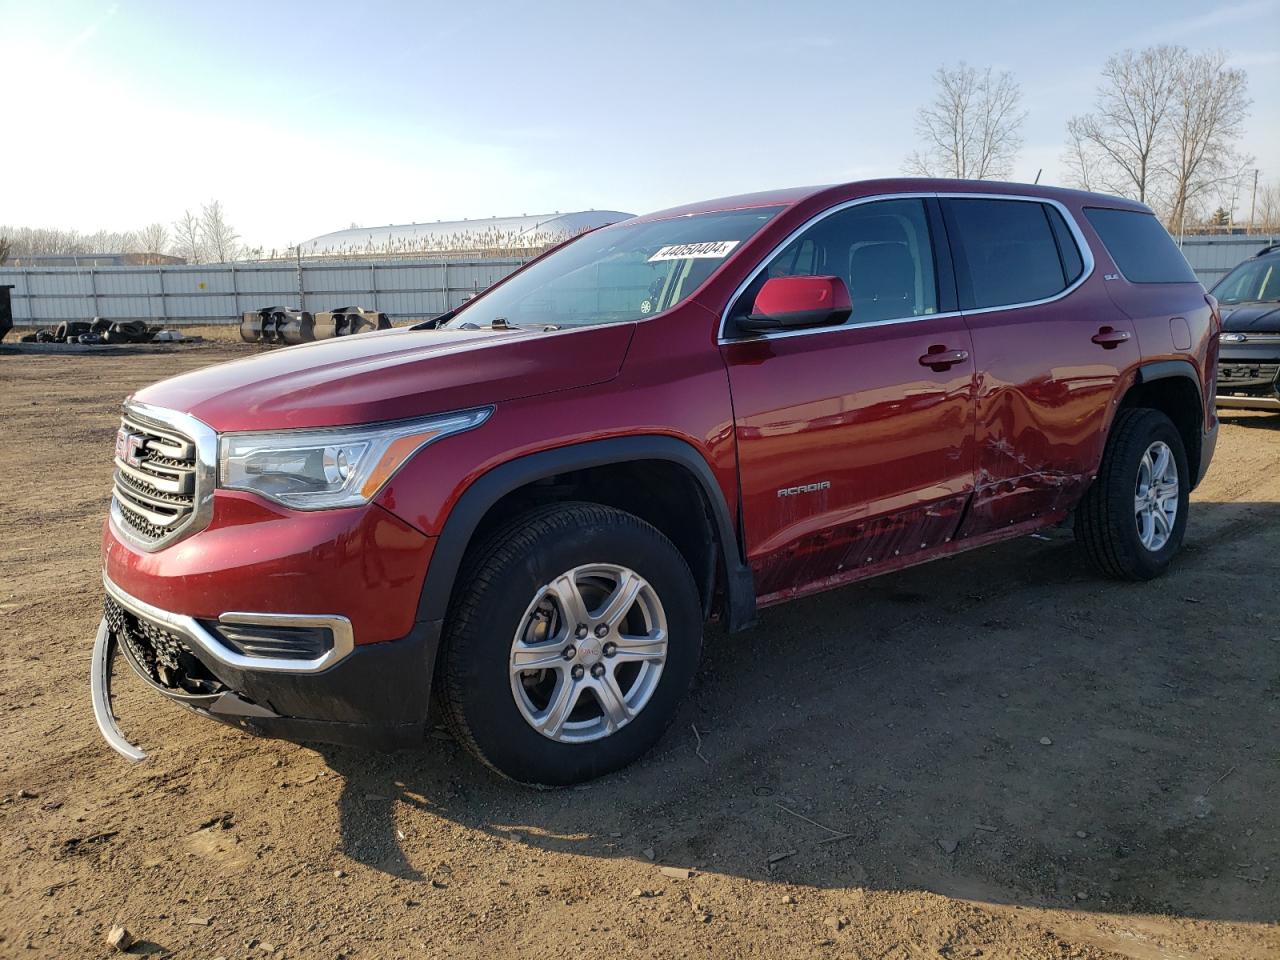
1220,302,1280,332
132,323,636,432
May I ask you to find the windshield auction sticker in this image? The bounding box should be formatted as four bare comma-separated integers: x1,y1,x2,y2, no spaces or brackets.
648,240,741,262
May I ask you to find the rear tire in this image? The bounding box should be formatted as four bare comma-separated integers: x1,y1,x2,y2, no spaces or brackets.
437,502,703,786
1074,408,1189,580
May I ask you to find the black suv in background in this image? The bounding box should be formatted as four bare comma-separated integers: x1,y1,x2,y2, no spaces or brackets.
1213,243,1280,412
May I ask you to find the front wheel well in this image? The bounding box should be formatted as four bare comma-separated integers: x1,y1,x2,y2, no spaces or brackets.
1119,372,1203,484
461,460,724,620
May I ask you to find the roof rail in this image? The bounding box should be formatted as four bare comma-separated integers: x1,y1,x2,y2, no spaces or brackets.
1255,242,1280,257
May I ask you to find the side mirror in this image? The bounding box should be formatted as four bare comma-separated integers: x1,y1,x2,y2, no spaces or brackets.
737,275,851,334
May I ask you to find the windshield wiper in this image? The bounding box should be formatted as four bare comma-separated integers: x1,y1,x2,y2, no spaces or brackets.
418,314,561,332
409,311,454,330
491,318,562,331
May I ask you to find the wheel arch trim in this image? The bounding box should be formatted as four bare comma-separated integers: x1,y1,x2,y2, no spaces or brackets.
1128,358,1212,488
416,435,758,632
1133,358,1204,403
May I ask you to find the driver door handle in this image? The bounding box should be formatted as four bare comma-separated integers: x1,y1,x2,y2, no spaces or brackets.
919,347,969,370
1091,327,1131,348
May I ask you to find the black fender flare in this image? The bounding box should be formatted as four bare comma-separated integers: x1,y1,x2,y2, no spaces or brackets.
1129,358,1213,487
414,435,758,632
1133,358,1204,403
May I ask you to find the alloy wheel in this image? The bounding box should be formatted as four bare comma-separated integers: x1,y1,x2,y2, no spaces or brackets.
1134,440,1179,551
509,563,668,743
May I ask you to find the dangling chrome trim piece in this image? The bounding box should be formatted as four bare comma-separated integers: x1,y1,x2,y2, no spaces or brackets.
716,191,1097,344
90,619,148,762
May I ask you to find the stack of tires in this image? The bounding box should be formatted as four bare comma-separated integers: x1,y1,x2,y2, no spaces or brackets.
18,318,155,345
241,305,388,345
313,306,391,340
92,318,152,344
240,307,315,345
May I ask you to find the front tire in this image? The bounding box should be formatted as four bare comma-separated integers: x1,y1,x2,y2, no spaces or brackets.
1075,408,1189,580
437,503,703,786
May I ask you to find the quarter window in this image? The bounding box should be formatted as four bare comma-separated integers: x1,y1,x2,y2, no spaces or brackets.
1084,207,1199,284
736,198,938,327
943,198,1077,310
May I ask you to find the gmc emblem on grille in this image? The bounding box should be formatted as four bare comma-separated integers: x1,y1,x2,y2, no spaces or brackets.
115,428,146,468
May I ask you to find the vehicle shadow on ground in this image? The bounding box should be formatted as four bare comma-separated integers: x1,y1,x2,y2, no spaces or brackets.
319,501,1280,925
1217,410,1280,431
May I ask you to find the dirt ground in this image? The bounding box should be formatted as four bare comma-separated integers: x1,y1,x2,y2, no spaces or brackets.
1,342,1277,960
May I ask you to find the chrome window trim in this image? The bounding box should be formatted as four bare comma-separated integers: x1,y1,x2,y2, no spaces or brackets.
110,400,218,553
716,191,1096,344
103,573,355,674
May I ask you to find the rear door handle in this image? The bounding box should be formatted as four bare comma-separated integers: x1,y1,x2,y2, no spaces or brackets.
1091,327,1131,348
919,346,969,370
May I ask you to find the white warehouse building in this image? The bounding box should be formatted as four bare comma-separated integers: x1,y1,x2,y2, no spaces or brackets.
300,210,635,259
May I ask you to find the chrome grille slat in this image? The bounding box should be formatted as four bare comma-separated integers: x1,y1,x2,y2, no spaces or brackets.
147,436,194,460
115,485,184,527
146,453,194,470
115,458,194,495
120,414,193,452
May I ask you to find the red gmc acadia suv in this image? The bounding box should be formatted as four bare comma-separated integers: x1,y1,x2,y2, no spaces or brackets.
94,179,1220,785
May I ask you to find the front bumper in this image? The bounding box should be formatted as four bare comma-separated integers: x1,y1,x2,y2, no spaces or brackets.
104,490,436,648
92,574,442,759
1217,395,1280,411
1216,346,1280,411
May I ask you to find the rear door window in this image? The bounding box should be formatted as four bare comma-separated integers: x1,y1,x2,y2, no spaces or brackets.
942,198,1075,310
1083,208,1198,284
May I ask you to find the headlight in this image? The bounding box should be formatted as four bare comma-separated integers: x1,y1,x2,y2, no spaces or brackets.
218,408,490,509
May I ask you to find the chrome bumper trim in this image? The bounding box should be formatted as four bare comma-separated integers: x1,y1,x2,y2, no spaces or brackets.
1216,395,1280,411
91,619,147,762
102,573,356,674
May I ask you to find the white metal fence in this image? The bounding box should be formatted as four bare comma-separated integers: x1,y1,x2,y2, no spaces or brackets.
0,257,528,327
2,236,1277,328
1178,234,1278,286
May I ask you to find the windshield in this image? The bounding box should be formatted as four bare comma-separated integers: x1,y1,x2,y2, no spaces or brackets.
443,207,784,329
1213,255,1280,304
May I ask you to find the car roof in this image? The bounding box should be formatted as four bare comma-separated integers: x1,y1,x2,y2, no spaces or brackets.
630,178,1152,223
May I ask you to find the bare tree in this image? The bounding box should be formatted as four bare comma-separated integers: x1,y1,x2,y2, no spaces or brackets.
905,62,1026,180
199,201,241,263
1255,181,1280,233
1064,47,1183,207
1063,46,1251,230
1062,121,1100,192
137,222,171,263
0,226,90,256
0,236,11,265
83,229,139,253
172,210,204,263
1164,50,1251,234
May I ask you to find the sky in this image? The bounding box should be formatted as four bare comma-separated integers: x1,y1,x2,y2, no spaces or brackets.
2,0,1278,253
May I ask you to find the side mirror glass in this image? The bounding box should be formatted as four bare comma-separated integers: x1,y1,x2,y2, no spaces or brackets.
737,275,851,334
